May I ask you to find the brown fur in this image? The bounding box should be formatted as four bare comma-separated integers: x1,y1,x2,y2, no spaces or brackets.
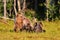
22,17,32,32
14,13,23,32
33,22,43,32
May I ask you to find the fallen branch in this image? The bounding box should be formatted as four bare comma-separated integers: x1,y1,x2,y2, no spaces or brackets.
0,19,10,26
0,16,14,21
0,16,14,26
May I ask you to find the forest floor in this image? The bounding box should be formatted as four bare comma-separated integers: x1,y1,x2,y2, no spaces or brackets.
0,19,60,40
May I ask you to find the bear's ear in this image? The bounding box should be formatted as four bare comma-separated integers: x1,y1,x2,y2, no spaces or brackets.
16,14,19,17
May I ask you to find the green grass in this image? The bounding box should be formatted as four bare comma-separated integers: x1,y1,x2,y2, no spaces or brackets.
0,19,60,40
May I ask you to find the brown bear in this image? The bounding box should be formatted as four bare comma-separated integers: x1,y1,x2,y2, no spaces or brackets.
14,13,23,32
33,21,44,32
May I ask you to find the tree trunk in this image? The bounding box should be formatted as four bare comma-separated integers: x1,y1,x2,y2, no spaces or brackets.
17,0,21,12
22,0,26,10
22,0,26,15
59,7,60,14
17,0,26,15
3,0,6,19
9,9,11,16
46,0,50,21
14,0,17,15
46,9,49,21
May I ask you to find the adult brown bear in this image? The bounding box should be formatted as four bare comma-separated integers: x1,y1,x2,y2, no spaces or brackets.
14,13,23,32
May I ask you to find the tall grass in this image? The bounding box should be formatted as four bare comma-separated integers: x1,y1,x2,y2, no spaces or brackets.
0,19,60,40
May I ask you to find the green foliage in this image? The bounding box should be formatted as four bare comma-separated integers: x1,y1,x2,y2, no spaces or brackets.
58,1,60,4
0,2,3,16
48,4,59,21
7,0,13,10
25,10,35,21
0,0,60,21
